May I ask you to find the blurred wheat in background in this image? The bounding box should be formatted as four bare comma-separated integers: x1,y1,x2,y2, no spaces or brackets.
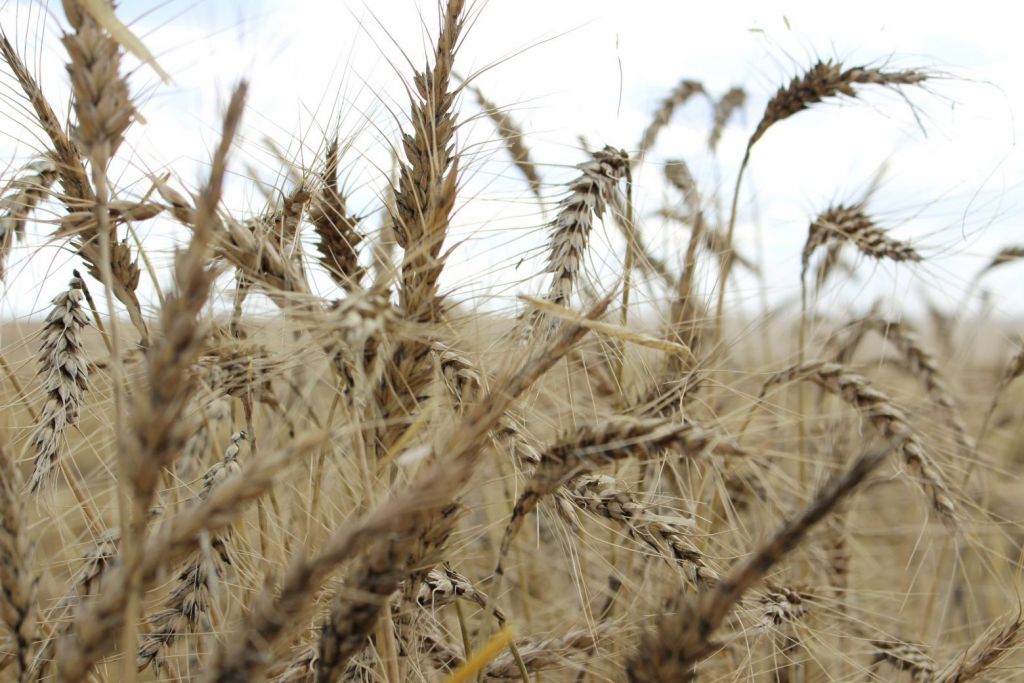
1,1,1023,681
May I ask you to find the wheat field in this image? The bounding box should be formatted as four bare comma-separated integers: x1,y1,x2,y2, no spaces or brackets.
1,1,1023,682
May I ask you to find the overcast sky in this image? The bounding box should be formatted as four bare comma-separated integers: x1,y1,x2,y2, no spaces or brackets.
1,0,1021,323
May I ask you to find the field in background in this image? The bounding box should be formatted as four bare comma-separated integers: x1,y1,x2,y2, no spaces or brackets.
2,2,1024,682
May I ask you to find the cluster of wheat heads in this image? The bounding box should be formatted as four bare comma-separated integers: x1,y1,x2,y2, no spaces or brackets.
1,1,1024,682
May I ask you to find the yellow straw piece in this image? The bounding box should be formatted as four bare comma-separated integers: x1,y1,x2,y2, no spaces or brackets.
79,0,172,83
520,295,695,362
443,627,517,683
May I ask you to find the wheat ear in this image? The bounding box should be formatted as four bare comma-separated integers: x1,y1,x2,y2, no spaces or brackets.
754,361,957,522
0,158,58,279
1,442,38,681
309,137,364,290
28,274,90,492
465,81,542,202
545,146,629,308
933,613,1022,682
393,0,466,322
136,432,244,673
626,446,890,682
707,86,746,152
716,61,927,344
637,79,705,158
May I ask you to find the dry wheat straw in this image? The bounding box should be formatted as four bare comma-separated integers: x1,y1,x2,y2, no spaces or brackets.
28,274,90,492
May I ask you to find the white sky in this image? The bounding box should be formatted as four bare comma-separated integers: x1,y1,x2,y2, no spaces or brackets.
1,0,1022,324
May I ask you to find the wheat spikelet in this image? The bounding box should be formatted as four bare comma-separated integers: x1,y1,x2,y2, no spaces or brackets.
416,565,498,616
756,361,957,521
28,274,90,492
61,0,135,162
637,79,705,158
465,81,542,202
1,442,38,680
545,146,629,308
0,158,57,279
319,289,396,398
708,86,746,152
757,584,810,629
